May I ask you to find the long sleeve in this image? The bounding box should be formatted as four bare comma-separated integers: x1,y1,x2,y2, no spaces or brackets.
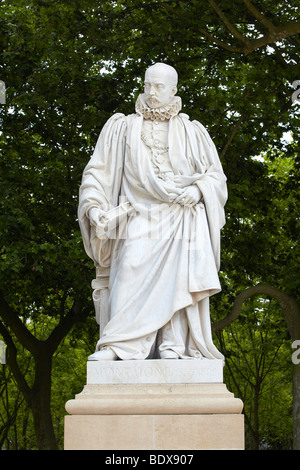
78,113,127,267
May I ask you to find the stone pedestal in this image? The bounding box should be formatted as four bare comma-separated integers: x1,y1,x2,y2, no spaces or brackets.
64,359,244,450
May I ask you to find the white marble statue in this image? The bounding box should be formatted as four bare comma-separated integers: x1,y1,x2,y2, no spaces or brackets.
78,63,227,361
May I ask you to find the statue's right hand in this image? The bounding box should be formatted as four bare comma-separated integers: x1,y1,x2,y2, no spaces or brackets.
89,207,108,227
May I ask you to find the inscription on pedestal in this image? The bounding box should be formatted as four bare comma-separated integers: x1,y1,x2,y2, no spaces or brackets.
87,359,223,385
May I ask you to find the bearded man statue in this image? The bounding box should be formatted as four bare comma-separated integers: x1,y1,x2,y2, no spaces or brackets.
78,63,227,362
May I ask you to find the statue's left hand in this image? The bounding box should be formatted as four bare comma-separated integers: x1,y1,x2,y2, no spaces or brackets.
89,207,108,227
173,185,202,206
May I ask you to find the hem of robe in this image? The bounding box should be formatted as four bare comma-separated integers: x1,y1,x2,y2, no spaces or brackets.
95,287,222,361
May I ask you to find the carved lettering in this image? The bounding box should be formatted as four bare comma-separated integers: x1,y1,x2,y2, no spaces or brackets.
87,360,223,385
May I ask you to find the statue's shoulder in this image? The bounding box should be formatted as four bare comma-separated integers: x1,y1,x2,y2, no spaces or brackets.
103,112,127,127
102,113,128,132
177,113,209,136
178,113,203,131
125,113,138,125
178,113,205,133
178,112,190,120
191,119,214,147
108,112,127,122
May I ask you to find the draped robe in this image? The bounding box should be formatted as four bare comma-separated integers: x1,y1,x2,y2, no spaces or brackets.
78,108,227,360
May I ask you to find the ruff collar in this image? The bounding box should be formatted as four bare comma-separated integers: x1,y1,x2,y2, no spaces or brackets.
135,93,182,121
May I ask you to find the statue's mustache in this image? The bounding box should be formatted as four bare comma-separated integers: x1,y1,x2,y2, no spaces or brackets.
146,96,162,107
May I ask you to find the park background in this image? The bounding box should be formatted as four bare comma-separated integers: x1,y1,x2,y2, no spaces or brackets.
0,0,299,450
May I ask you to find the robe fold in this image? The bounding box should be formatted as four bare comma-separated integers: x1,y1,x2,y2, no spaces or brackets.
78,110,227,360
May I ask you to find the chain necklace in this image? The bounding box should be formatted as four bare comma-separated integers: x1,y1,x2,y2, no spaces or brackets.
141,130,169,168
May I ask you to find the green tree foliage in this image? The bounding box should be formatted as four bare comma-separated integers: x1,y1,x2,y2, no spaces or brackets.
0,314,94,449
0,0,299,449
216,296,293,449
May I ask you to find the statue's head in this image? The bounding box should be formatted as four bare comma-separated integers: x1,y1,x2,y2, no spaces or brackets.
144,63,178,109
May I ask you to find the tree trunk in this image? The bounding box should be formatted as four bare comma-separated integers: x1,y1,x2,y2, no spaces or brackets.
293,363,300,450
252,384,260,450
0,294,90,450
30,352,58,450
212,284,300,450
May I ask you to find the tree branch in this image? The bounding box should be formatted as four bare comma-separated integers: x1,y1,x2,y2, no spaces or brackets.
242,0,275,31
198,28,244,53
219,89,251,159
212,284,300,341
208,0,249,44
220,113,245,159
0,291,40,357
0,321,32,403
202,1,300,55
46,299,91,355
243,22,300,54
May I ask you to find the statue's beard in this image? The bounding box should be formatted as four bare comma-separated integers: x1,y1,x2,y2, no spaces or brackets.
136,93,182,121
145,95,163,108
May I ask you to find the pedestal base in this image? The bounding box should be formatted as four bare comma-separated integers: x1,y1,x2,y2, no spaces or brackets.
64,413,244,450
64,360,244,450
